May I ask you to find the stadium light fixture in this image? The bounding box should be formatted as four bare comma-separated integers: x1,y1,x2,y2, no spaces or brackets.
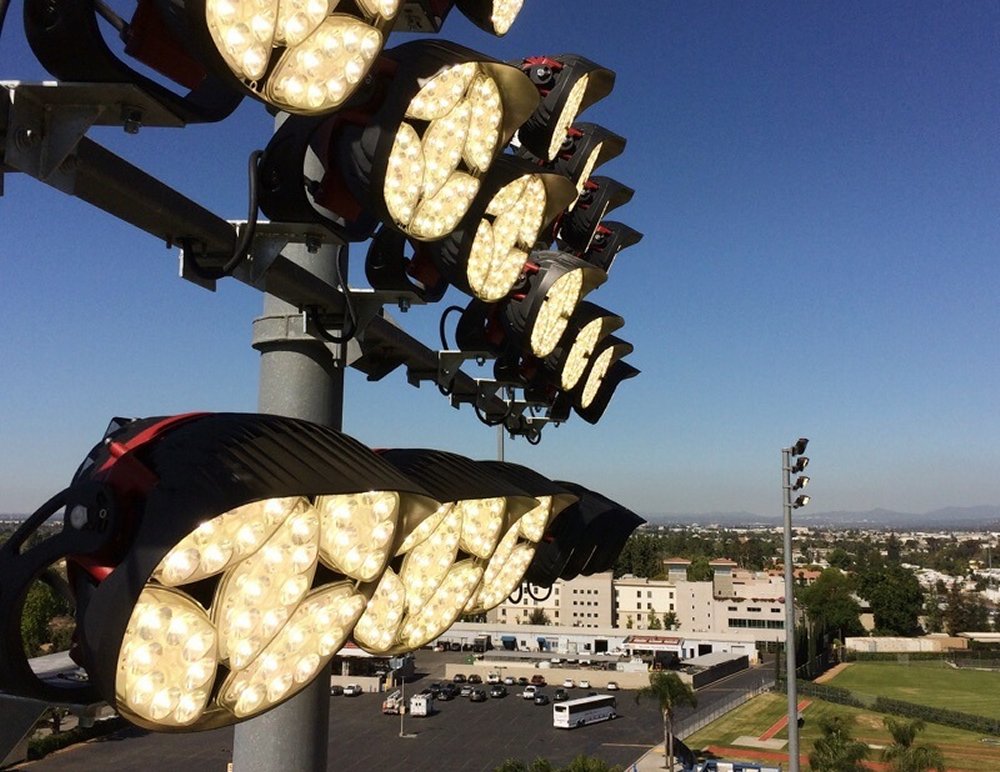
569,220,643,273
516,54,614,162
0,413,438,730
556,176,634,253
259,40,539,242
23,0,242,123
352,449,537,654
365,156,576,302
455,251,606,360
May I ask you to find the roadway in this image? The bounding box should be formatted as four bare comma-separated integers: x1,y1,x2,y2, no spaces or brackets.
14,652,775,771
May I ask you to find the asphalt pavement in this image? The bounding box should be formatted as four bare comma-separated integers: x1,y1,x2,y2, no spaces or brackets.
13,651,773,771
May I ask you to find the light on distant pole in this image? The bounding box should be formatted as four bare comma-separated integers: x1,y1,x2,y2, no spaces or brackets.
782,437,810,772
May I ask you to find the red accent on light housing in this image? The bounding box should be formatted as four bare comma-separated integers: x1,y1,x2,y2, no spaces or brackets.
125,0,208,90
522,56,564,71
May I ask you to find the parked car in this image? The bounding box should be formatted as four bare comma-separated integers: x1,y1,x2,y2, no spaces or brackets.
533,693,550,706
452,673,467,683
470,688,487,702
502,675,516,685
467,674,483,684
329,684,344,696
343,684,363,696
530,674,547,686
426,682,443,696
449,642,462,651
522,685,538,700
562,678,575,689
459,684,474,697
487,673,501,684
578,679,591,689
553,688,569,702
606,681,620,691
438,684,457,701
517,676,529,685
489,684,508,698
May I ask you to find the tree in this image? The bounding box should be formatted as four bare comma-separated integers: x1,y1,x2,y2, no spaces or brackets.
647,610,662,630
808,714,869,772
857,564,924,635
20,580,71,657
687,556,713,582
662,611,678,630
943,583,991,635
881,717,945,772
634,671,696,772
827,547,854,570
799,568,864,641
528,608,551,626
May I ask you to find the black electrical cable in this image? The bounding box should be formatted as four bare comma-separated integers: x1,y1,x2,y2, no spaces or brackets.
219,148,264,276
306,248,358,344
177,149,262,281
474,402,508,427
527,585,552,602
437,304,465,350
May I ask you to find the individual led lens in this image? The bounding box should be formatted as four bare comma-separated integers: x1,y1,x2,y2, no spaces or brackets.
406,63,477,121
568,142,602,209
517,176,547,245
398,561,482,649
489,0,524,35
213,506,320,669
357,0,400,18
530,269,584,357
408,172,480,240
395,503,451,555
317,491,399,582
353,568,406,652
218,584,365,718
399,506,462,612
468,526,536,612
275,0,333,47
464,75,503,171
456,497,506,559
581,345,615,409
547,74,589,160
265,18,384,114
420,102,472,200
205,0,277,82
384,123,425,227
152,497,310,587
115,586,218,728
561,319,603,391
517,496,553,542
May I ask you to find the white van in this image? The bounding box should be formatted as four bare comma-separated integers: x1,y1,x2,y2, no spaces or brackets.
522,685,538,700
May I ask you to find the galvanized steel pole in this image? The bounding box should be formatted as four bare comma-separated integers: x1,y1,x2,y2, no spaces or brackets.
782,445,800,772
232,240,345,772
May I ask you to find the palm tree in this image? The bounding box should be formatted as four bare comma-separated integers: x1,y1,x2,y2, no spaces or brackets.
634,671,697,771
881,717,946,772
808,715,869,772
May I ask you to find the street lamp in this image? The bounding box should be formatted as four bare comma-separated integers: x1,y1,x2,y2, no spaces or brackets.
782,436,811,772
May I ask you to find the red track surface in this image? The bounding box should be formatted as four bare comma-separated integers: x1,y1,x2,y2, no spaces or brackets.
757,699,812,741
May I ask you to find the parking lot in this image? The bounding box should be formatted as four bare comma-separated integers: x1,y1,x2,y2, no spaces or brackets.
18,650,772,771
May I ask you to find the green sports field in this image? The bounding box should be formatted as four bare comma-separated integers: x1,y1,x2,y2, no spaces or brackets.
828,660,1000,719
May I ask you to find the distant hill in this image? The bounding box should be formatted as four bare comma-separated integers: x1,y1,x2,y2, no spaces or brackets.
643,505,1000,530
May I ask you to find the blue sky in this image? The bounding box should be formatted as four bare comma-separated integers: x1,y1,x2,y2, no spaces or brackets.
2,1,999,518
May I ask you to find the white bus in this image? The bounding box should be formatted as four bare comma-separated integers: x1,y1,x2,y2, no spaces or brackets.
552,694,618,729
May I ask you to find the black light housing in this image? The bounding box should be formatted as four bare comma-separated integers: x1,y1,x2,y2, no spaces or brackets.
394,0,526,36
791,456,810,473
521,482,644,586
517,122,626,202
0,413,439,731
570,220,643,273
516,54,615,162
23,0,242,123
792,438,809,456
556,176,635,253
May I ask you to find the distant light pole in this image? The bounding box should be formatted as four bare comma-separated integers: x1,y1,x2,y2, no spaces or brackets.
782,437,810,772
